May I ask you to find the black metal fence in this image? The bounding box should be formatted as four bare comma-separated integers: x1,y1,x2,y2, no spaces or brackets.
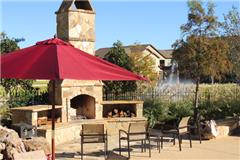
103,90,196,101
1,84,239,107
103,85,240,103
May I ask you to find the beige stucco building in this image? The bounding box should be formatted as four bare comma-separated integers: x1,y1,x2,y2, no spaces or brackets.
96,45,173,80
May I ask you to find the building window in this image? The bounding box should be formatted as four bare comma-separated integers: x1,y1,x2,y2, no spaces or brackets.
160,60,165,67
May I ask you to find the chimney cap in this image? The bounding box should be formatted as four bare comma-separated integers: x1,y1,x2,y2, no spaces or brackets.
56,0,94,13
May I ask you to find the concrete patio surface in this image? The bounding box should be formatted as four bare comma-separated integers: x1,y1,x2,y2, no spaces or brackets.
56,135,240,160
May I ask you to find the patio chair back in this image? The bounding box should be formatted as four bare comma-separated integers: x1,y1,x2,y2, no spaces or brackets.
82,124,104,135
81,124,108,159
128,122,147,140
178,116,190,133
81,124,105,143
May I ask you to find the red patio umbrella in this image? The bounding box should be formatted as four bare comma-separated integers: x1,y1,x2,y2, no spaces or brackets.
0,38,147,160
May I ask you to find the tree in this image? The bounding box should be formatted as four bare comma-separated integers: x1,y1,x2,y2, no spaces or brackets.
221,6,240,81
172,0,231,121
0,32,24,54
0,32,34,95
103,41,137,95
128,45,159,90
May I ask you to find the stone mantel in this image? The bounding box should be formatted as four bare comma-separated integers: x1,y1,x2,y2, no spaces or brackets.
11,105,62,112
101,100,144,105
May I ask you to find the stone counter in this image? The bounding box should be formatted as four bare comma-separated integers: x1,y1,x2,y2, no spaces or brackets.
38,117,147,149
11,105,63,126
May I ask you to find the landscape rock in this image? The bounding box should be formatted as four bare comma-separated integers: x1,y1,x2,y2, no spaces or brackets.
201,120,218,139
23,137,50,155
0,125,26,160
0,142,6,151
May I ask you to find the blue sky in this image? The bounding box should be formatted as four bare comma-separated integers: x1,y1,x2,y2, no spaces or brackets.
1,0,239,50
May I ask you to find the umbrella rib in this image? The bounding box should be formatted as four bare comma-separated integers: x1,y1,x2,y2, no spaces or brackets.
55,45,61,80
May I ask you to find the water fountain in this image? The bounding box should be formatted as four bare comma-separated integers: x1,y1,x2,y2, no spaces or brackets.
156,61,194,101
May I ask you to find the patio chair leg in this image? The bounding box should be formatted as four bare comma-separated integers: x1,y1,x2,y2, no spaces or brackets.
189,133,192,148
178,134,182,151
119,139,121,155
198,124,202,144
104,141,107,159
149,137,151,157
106,136,108,154
127,138,130,159
161,136,163,149
141,140,143,152
144,139,146,152
158,137,161,153
173,134,176,145
81,138,83,160
119,131,121,156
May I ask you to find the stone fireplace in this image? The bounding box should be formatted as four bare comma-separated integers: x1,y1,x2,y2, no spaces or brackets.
48,80,103,122
49,0,103,122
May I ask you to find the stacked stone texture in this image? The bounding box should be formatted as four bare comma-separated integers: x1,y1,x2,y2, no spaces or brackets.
0,126,26,159
23,137,50,155
0,125,50,159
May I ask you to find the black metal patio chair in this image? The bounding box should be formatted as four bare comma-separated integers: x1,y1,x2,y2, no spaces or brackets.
119,121,151,159
162,116,192,151
80,124,108,160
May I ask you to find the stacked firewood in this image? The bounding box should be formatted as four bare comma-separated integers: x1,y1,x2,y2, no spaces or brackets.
107,109,136,118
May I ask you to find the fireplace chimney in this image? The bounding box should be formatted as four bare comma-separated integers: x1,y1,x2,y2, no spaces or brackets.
56,0,96,55
48,0,102,123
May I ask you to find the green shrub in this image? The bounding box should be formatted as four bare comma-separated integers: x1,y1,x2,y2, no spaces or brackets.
0,105,11,126
197,84,240,120
168,101,194,120
6,89,49,108
143,99,169,128
199,97,240,120
143,99,194,127
8,90,36,108
143,84,240,127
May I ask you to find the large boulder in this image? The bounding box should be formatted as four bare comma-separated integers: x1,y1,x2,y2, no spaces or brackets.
201,120,218,139
22,137,50,155
0,125,26,160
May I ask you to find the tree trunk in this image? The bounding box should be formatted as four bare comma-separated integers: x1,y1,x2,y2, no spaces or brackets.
194,79,200,123
211,76,214,84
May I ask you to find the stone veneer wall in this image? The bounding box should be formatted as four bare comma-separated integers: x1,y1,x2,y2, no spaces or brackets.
38,117,146,149
56,9,95,55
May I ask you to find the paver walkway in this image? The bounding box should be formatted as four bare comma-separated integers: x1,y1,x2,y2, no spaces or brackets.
56,136,240,160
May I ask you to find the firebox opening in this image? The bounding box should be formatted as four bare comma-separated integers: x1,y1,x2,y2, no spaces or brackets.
103,104,136,118
70,94,95,120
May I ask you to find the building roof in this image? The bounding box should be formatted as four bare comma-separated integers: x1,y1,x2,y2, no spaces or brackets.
158,49,173,59
95,44,164,59
95,48,111,58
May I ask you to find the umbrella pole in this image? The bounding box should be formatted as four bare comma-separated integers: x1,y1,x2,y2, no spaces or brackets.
51,80,56,160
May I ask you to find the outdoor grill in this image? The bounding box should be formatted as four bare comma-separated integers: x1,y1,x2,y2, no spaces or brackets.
11,123,37,139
